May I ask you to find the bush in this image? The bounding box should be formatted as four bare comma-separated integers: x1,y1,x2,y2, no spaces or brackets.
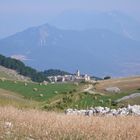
104,76,111,80
111,101,118,106
73,89,77,92
99,100,104,104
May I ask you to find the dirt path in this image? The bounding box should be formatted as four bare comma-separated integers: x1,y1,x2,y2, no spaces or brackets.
83,84,93,92
83,84,104,95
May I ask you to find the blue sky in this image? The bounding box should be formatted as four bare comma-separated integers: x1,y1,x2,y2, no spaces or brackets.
0,0,140,38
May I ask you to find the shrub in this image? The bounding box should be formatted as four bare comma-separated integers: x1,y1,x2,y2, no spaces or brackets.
104,76,111,80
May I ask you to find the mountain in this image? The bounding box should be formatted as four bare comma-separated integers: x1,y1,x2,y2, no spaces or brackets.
0,23,140,77
49,11,140,41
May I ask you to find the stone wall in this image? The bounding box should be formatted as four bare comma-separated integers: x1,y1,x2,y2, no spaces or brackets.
65,105,140,116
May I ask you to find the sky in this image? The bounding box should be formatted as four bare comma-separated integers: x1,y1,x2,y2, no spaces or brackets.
0,0,140,38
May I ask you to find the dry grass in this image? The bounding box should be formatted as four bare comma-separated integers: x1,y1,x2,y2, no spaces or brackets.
0,107,140,140
0,66,31,81
0,89,39,109
96,76,140,92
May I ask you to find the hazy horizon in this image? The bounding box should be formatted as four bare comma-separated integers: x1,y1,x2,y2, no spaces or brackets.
0,0,140,38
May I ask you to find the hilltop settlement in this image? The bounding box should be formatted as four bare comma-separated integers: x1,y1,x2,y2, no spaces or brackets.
48,70,95,83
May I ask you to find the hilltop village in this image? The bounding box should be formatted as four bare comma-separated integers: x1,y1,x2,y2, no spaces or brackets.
48,70,95,83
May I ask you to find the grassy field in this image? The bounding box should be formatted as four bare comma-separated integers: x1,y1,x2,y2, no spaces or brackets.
0,79,127,110
95,76,140,92
0,88,39,109
0,80,78,101
46,90,138,110
0,77,140,140
0,79,84,110
0,107,139,140
93,76,140,107
0,77,140,110
44,76,140,110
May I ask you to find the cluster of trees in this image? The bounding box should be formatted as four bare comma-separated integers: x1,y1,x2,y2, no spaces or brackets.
43,69,71,77
0,54,73,82
104,76,111,80
0,54,49,82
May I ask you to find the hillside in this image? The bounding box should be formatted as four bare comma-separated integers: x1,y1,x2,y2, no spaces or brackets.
0,76,140,110
0,88,38,108
0,66,30,81
0,24,140,77
0,54,49,82
0,76,139,139
0,57,140,110
0,79,83,110
95,76,140,92
94,76,140,106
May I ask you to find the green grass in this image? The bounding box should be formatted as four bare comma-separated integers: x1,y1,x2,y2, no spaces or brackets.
44,93,105,110
74,93,111,108
45,90,140,110
0,80,79,102
0,79,140,110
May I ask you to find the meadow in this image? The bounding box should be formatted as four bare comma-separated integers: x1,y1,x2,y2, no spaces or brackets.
0,76,140,140
0,79,78,101
0,78,140,110
0,107,139,140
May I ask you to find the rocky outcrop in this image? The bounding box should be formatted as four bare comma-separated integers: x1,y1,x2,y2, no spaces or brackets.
65,105,140,116
116,93,140,102
105,87,120,93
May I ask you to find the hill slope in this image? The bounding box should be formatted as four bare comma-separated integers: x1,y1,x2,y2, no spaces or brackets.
0,66,30,81
96,76,140,92
0,76,140,110
0,24,140,77
0,88,38,108
50,11,140,41
95,76,140,106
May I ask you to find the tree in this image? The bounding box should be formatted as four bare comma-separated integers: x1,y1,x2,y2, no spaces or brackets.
104,76,111,80
0,54,49,83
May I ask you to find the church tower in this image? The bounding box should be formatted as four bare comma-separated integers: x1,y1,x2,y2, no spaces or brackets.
76,70,80,77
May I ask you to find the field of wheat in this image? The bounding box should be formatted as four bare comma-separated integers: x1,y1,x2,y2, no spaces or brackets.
0,106,139,140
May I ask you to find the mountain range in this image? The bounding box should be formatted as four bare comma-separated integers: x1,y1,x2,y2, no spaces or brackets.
50,11,140,41
0,11,140,77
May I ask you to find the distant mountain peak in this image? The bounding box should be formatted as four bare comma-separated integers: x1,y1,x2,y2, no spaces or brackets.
39,27,49,47
0,22,140,77
49,11,140,41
